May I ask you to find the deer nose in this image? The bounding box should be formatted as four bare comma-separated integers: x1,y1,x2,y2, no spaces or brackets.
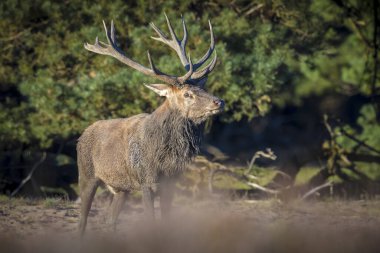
213,99,224,108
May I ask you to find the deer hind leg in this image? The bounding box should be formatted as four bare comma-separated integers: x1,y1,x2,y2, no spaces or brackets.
159,177,175,219
107,190,128,231
78,177,99,236
142,186,155,219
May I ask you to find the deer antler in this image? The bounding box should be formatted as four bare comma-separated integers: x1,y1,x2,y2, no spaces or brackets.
84,15,217,87
150,14,217,84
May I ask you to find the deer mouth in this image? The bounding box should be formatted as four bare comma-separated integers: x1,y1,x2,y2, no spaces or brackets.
209,101,225,114
204,107,223,117
192,108,223,123
210,108,223,114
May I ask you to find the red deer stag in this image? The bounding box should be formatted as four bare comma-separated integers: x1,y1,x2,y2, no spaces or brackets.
78,14,223,235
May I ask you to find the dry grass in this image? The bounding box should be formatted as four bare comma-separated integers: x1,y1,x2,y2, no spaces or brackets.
0,196,379,253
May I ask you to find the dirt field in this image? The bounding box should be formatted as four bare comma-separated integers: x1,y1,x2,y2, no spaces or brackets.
1,196,380,253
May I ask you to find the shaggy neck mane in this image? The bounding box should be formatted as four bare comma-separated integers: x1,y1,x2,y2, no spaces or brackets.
143,102,202,175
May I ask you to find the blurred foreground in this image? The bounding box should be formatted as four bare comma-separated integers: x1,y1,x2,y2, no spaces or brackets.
1,196,379,253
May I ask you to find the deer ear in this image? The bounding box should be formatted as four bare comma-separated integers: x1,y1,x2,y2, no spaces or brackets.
144,83,171,97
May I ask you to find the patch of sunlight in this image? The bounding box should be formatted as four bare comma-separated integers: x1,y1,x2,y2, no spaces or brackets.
213,174,251,190
294,167,321,186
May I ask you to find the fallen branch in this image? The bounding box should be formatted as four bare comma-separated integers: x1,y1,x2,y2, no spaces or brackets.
274,170,292,180
246,182,279,195
208,167,248,193
247,148,277,174
244,3,264,17
208,148,280,195
209,168,280,195
301,181,333,200
247,174,259,180
11,152,47,197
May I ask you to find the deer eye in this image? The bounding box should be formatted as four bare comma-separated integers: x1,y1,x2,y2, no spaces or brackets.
184,92,191,98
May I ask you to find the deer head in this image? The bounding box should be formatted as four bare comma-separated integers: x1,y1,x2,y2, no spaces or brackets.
84,14,224,123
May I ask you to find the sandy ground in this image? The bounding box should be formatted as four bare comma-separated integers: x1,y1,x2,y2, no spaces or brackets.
0,196,380,252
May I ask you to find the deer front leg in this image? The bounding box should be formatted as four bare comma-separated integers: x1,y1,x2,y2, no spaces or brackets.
107,191,128,231
142,186,155,219
160,176,175,219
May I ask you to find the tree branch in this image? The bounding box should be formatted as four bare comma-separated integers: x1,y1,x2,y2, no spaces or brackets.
349,18,372,49
371,0,380,121
301,181,333,200
208,167,280,195
340,128,380,155
247,148,277,174
346,153,380,163
246,182,279,195
11,152,46,197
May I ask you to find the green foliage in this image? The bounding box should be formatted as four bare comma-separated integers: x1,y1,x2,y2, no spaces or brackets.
332,105,380,180
249,166,282,186
0,0,378,154
321,100,379,187
294,167,321,186
212,172,252,190
357,162,380,181
336,105,380,153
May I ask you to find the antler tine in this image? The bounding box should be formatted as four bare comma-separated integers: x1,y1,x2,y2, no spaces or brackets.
191,51,217,80
102,20,111,44
84,35,107,56
150,14,189,69
178,54,193,84
85,21,179,86
193,20,215,70
147,50,156,73
164,13,179,42
181,15,188,49
110,20,116,43
150,22,168,43
85,18,216,88
103,20,118,49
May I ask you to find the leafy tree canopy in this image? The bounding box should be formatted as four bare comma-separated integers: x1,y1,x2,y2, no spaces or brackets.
0,0,378,150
